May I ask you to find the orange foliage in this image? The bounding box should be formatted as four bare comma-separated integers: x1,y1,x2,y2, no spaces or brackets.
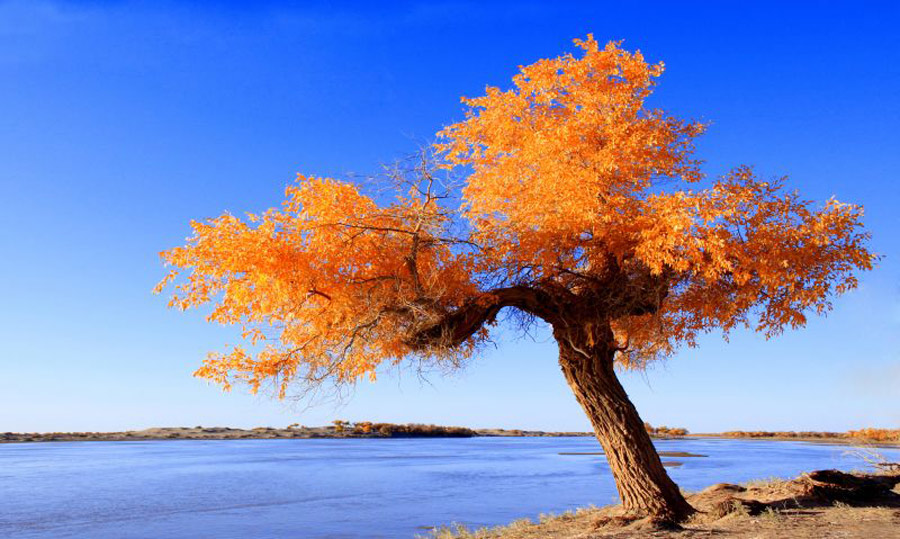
847,428,900,442
157,36,873,396
722,431,844,439
644,423,689,437
156,173,480,396
438,36,873,367
723,429,900,442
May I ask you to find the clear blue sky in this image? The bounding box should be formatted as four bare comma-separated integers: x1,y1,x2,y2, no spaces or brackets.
1,0,898,433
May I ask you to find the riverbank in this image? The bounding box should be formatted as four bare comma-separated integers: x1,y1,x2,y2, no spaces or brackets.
0,424,594,443
689,432,900,447
427,469,900,538
5,426,897,445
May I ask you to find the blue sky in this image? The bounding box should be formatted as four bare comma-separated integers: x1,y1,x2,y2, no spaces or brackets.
1,0,898,433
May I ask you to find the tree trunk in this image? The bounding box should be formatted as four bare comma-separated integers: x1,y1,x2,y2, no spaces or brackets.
554,324,695,524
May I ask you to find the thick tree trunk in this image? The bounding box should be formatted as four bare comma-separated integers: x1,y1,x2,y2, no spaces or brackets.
554,324,695,524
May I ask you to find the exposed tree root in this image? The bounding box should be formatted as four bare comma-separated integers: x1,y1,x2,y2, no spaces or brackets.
690,469,900,519
590,470,900,533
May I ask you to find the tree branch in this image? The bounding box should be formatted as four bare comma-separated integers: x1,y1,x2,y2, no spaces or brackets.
406,285,560,350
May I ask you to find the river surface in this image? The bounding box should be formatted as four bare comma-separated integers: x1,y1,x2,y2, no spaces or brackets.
2,437,898,538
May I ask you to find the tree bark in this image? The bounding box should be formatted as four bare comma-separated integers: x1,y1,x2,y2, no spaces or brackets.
554,323,695,524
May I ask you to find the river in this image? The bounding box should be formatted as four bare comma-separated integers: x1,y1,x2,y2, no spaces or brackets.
2,437,897,538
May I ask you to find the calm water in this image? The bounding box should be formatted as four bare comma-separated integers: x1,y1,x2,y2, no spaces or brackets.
2,437,898,538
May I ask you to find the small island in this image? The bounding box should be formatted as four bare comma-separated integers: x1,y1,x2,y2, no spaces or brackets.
0,422,594,443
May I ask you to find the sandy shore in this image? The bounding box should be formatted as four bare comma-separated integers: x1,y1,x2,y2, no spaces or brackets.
425,469,900,538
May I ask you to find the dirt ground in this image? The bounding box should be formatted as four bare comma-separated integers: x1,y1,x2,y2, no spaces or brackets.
426,469,900,538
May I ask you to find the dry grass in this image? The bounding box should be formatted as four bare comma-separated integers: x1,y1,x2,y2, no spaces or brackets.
740,476,786,489
424,505,900,539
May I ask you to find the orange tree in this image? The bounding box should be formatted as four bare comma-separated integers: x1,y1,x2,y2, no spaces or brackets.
157,36,873,523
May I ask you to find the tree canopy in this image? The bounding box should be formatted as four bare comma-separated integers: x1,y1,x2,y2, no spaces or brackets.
157,35,873,398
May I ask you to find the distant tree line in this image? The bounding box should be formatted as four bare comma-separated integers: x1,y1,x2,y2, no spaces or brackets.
722,429,900,442
326,420,475,437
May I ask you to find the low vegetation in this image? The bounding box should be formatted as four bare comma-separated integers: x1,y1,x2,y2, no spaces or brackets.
720,429,900,443
644,422,689,438
722,431,844,439
370,423,475,438
846,428,900,442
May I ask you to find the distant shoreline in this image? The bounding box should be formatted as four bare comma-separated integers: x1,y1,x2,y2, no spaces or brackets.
0,424,595,444
688,432,900,448
3,426,897,446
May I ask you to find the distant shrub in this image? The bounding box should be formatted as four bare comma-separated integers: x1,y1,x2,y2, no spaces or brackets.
370,423,475,438
847,428,900,442
644,423,689,438
721,431,846,439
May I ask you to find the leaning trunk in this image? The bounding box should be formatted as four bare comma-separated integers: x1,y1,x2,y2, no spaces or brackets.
555,324,695,524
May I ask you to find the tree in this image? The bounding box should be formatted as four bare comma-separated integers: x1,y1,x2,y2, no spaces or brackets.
156,36,873,523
